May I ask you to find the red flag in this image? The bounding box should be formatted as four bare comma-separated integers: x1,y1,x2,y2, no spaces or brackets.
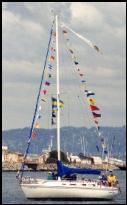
90,105,100,111
49,56,55,61
45,81,50,86
43,90,48,95
32,131,37,138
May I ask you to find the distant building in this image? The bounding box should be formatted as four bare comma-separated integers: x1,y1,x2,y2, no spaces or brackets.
91,156,103,165
107,157,126,166
81,156,94,165
2,146,8,151
2,146,8,162
69,154,81,163
38,154,45,164
2,146,24,163
26,154,38,163
2,151,23,163
41,149,50,162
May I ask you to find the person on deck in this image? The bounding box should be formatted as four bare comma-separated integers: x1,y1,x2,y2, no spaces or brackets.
101,173,107,186
47,172,53,180
98,173,107,186
107,171,117,187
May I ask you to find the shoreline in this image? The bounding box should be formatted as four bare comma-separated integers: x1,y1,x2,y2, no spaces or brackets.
2,161,122,172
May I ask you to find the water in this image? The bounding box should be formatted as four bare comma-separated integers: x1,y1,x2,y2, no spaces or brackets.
2,170,126,204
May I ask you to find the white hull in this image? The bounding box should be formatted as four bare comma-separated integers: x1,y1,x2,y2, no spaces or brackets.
21,179,119,199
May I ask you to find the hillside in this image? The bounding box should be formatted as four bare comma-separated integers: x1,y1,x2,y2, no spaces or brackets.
2,126,126,159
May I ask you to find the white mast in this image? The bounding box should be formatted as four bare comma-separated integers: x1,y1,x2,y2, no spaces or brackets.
56,15,61,161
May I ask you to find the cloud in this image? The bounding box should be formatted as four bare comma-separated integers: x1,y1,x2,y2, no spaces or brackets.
2,9,44,34
2,9,45,61
2,60,41,83
70,2,103,30
2,2,126,129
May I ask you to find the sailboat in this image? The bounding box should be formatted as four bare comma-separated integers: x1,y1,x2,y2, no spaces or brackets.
17,15,119,199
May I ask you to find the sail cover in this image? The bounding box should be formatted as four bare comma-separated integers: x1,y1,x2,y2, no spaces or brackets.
57,160,101,176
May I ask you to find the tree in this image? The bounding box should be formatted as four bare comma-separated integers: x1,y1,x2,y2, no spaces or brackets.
46,150,69,164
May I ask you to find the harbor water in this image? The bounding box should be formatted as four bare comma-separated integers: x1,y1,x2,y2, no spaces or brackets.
2,170,126,204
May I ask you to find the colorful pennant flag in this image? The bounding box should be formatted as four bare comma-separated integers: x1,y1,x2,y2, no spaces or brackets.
104,150,108,154
34,122,39,128
45,81,50,86
43,90,48,95
74,61,79,65
102,143,107,149
90,105,100,111
48,64,53,69
52,111,56,118
51,47,55,52
52,118,56,125
87,98,96,105
87,91,95,97
49,56,55,61
81,80,86,83
32,130,37,138
97,126,100,130
59,100,64,108
92,112,101,118
36,113,41,120
52,97,64,108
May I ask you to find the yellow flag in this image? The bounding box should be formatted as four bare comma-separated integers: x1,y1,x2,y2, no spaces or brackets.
87,97,96,105
34,122,39,128
102,143,107,149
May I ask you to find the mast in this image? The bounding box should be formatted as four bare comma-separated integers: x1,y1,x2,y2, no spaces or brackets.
56,15,61,161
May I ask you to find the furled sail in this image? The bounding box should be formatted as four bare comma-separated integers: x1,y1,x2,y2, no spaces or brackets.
57,160,101,177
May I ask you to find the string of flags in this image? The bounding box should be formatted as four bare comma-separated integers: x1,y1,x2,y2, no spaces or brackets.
62,27,108,154
31,25,108,155
32,29,56,137
61,23,101,53
51,97,64,125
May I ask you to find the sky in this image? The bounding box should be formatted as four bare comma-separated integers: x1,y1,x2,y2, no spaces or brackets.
2,2,126,130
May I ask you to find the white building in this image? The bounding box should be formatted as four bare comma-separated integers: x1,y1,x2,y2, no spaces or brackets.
2,146,8,162
108,157,125,166
2,146,8,151
69,154,81,163
91,156,103,165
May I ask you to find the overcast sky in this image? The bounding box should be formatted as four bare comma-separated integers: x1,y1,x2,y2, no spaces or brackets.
2,2,126,130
